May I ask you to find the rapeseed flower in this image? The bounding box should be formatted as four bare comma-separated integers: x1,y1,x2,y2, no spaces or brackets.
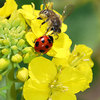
23,57,76,100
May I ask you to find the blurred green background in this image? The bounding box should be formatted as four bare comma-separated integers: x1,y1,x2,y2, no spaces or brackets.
0,0,100,100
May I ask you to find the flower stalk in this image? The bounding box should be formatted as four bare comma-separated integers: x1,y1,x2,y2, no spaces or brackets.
6,63,16,100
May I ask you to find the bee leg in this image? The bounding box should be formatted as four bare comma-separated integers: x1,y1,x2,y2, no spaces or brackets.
40,19,49,27
55,33,59,40
46,27,50,33
37,17,42,20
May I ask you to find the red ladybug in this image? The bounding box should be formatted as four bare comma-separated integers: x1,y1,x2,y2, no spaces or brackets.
34,35,53,54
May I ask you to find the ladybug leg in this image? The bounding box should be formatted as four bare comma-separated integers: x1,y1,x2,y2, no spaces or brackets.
33,39,37,43
40,18,49,27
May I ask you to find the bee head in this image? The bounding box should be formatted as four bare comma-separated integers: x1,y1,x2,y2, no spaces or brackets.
39,9,49,18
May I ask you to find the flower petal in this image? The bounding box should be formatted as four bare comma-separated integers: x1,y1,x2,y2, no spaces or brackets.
23,79,50,100
18,4,35,20
31,19,48,38
68,44,93,67
76,61,93,91
58,66,87,93
25,32,36,47
51,33,72,58
29,57,57,84
52,57,68,67
0,0,17,17
51,91,76,100
61,23,67,33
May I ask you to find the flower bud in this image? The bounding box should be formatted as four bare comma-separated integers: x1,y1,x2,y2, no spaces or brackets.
17,39,25,48
3,39,10,46
0,58,10,70
2,48,10,55
11,39,18,45
16,67,28,82
11,54,22,63
22,47,32,54
11,45,18,51
0,75,2,81
23,52,35,63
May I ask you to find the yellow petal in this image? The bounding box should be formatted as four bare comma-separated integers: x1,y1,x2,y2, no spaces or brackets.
18,4,35,20
25,32,36,47
52,57,69,68
61,23,67,33
23,79,50,100
51,33,72,58
69,44,93,67
46,48,57,57
51,91,76,100
0,0,17,17
31,19,48,38
58,66,88,93
29,57,57,84
76,61,93,91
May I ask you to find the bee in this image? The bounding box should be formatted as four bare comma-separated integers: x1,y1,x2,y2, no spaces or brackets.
37,1,74,37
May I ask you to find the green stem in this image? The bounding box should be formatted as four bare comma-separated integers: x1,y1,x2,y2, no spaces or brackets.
6,63,16,100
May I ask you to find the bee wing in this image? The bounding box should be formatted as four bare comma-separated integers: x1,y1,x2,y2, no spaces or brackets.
61,5,74,22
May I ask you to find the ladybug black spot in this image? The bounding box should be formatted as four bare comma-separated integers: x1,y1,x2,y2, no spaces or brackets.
48,39,52,43
35,42,39,47
40,50,45,53
45,45,49,48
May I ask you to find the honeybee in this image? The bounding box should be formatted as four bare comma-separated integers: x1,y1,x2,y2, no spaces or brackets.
37,1,73,37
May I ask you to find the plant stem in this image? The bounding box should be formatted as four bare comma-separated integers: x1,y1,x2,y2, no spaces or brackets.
6,63,16,100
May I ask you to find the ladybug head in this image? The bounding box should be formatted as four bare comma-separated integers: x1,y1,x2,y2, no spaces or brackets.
48,35,53,43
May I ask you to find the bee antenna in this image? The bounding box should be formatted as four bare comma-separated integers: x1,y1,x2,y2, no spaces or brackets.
43,0,48,9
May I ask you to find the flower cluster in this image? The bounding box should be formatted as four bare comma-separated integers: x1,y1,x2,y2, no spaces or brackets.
0,0,94,100
0,0,36,78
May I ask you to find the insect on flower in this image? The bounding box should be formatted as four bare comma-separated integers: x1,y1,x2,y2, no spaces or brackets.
37,0,74,38
34,35,53,54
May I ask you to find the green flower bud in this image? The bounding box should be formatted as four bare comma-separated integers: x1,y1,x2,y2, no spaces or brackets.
22,47,32,54
2,48,10,55
0,58,10,70
11,39,18,45
3,39,10,46
0,75,2,81
11,54,22,63
16,67,28,82
11,45,18,51
23,52,36,63
17,39,25,48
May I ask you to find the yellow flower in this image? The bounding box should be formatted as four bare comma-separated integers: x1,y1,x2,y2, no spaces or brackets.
23,57,78,100
52,45,94,93
19,3,69,57
23,56,93,100
0,0,17,17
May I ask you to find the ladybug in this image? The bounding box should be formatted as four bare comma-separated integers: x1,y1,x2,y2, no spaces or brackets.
34,35,53,54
